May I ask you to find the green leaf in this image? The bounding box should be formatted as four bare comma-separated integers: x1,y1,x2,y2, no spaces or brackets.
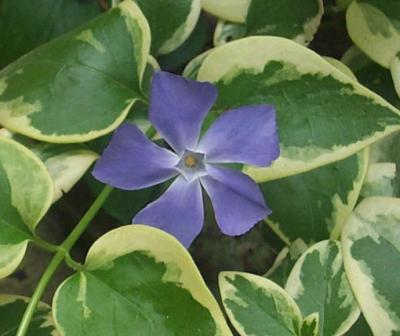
285,240,360,336
0,295,58,336
158,14,210,71
301,313,319,336
390,55,400,98
345,314,373,336
245,0,323,45
0,2,150,143
0,0,102,69
265,239,308,287
33,144,98,202
133,0,201,55
361,162,397,197
342,46,400,108
337,0,353,10
197,36,400,182
342,197,400,336
323,57,358,81
0,136,53,278
214,21,246,47
183,50,212,80
53,225,231,336
261,150,369,245
219,271,302,336
212,0,323,46
346,0,400,69
201,0,251,23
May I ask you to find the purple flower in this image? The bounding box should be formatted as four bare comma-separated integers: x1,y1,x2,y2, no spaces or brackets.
93,71,280,247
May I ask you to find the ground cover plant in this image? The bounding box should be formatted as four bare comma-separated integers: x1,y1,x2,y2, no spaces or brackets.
0,0,399,335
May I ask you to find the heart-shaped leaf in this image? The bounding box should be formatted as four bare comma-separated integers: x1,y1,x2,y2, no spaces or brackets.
197,36,400,182
53,225,231,336
342,197,400,336
219,271,302,336
0,1,150,143
285,240,360,336
0,294,58,336
0,136,53,278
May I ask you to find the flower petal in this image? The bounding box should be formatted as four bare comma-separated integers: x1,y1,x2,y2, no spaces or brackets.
198,105,280,166
93,123,179,190
150,71,218,154
201,165,270,236
133,176,204,247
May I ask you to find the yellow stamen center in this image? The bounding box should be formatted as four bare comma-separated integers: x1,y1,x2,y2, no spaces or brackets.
184,155,198,168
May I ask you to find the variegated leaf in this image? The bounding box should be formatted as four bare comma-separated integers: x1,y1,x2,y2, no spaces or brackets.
219,271,302,336
197,37,400,182
301,313,319,336
0,0,102,69
53,225,231,336
0,1,150,143
213,21,245,47
201,0,251,23
133,0,201,55
261,150,369,245
346,0,400,69
345,314,373,336
361,162,397,198
342,197,400,336
323,57,358,81
183,49,212,80
265,239,308,287
286,240,360,336
212,0,323,46
0,295,58,336
0,136,53,278
342,46,400,109
342,47,400,198
33,144,98,202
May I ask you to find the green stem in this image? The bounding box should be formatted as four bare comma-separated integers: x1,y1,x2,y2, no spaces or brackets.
31,236,59,253
16,185,113,336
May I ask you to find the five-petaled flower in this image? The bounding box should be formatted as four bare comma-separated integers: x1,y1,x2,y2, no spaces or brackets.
93,71,280,247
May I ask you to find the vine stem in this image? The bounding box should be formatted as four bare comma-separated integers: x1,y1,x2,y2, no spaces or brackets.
16,185,113,336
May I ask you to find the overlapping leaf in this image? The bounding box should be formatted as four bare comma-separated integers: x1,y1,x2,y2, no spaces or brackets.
346,0,400,69
0,295,58,336
53,225,231,336
33,144,98,202
261,150,369,245
342,197,400,336
133,0,201,55
0,137,53,278
197,36,400,182
0,0,102,69
285,240,360,336
214,0,323,46
201,0,250,23
0,2,150,143
219,272,302,336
